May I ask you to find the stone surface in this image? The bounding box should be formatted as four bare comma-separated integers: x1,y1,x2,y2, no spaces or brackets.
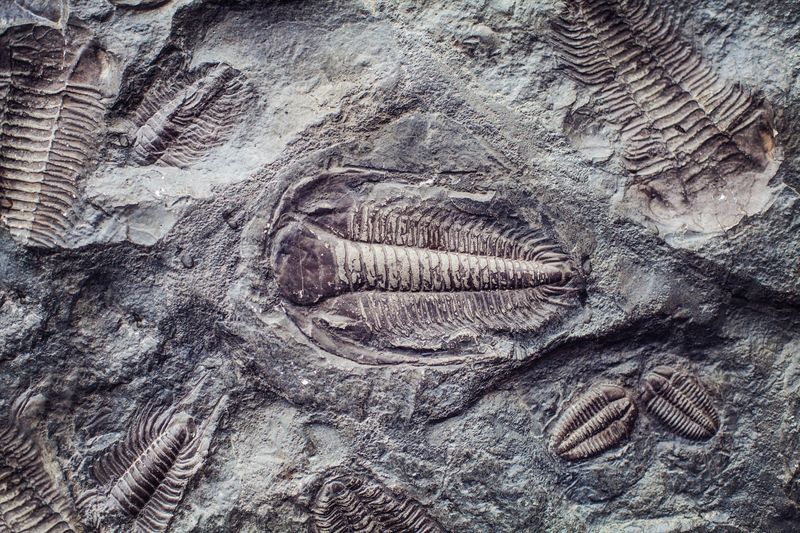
0,0,799,531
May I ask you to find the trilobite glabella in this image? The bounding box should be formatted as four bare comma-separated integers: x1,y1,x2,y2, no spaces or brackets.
310,473,446,533
640,366,719,440
551,384,637,461
270,170,580,364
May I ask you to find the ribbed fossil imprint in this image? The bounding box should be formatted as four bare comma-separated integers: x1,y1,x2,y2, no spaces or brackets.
310,473,446,533
0,23,115,248
551,384,637,461
0,393,83,533
640,366,719,440
129,63,251,168
87,398,222,533
270,171,580,364
552,0,779,233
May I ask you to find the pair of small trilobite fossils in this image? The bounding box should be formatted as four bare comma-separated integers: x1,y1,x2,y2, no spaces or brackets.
551,366,720,461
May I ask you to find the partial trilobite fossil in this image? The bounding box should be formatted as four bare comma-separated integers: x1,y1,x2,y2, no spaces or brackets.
128,63,251,168
640,366,719,440
0,23,116,248
0,392,83,533
270,170,580,364
551,0,779,233
551,384,637,461
310,472,446,533
86,397,224,533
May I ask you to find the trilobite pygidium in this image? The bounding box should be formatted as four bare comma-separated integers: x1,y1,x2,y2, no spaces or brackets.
552,0,779,234
270,171,579,364
0,23,115,247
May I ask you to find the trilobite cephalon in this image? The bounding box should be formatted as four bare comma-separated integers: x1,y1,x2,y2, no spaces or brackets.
0,22,115,247
551,384,637,461
87,398,222,533
270,170,580,364
128,63,251,168
640,366,719,440
310,473,446,533
0,392,83,533
551,0,779,233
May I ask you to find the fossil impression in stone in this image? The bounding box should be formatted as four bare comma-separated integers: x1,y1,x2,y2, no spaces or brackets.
551,384,637,461
270,171,580,364
89,400,218,533
310,473,446,533
0,392,83,533
129,63,251,167
0,23,114,248
640,366,719,440
551,0,780,234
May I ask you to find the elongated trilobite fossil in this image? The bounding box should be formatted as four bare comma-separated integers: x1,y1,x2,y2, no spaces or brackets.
0,392,83,532
551,0,779,233
551,384,637,461
310,473,446,533
129,63,251,168
88,398,223,533
640,366,719,440
0,23,115,248
270,170,580,364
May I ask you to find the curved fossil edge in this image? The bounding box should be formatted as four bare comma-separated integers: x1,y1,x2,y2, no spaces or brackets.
265,167,584,366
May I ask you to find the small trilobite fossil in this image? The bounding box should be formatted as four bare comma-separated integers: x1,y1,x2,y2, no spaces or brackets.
551,0,779,234
270,170,580,364
551,384,637,461
128,63,252,168
310,473,446,533
86,396,224,533
0,392,83,532
0,23,115,247
640,366,719,440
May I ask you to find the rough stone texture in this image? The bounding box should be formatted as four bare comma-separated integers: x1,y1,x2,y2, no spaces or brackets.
1,0,799,532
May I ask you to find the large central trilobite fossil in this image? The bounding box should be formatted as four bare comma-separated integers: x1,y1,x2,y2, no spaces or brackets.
270,170,580,364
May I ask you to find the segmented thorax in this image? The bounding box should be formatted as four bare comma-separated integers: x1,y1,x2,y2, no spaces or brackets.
551,384,637,461
270,171,580,364
640,366,719,440
310,474,445,533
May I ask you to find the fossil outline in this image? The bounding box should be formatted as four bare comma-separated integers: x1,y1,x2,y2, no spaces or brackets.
550,383,637,461
310,472,446,533
640,366,719,440
270,170,580,365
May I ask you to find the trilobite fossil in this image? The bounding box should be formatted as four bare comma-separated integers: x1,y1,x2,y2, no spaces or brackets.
551,0,779,234
128,63,252,168
551,384,637,461
0,392,83,532
310,472,446,533
0,23,115,248
270,170,580,364
640,366,719,440
87,397,223,533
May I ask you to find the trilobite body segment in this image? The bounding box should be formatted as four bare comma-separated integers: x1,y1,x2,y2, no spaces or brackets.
130,63,251,167
0,24,114,247
551,384,637,461
551,0,779,233
640,367,719,440
270,172,579,364
310,474,446,533
0,394,82,532
90,402,214,533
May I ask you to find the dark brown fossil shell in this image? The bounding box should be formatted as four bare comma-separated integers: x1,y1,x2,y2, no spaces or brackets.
270,170,580,364
310,473,446,533
640,366,719,440
551,384,637,461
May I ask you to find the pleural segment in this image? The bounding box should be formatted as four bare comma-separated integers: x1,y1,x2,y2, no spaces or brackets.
310,473,446,533
640,366,719,440
270,173,580,363
0,24,113,248
551,384,637,461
